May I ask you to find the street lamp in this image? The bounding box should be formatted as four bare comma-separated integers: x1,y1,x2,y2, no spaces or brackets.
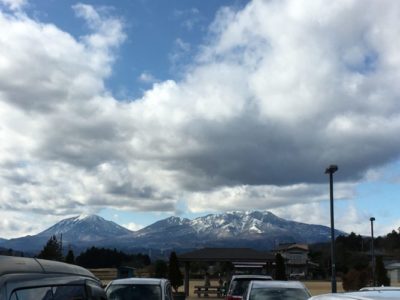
370,217,376,286
325,164,338,293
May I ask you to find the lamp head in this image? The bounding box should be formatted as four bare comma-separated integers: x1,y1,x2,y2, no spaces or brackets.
370,217,375,222
325,165,338,174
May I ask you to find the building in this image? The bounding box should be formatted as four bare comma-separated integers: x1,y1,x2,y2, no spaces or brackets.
178,247,275,296
386,263,400,285
275,243,314,279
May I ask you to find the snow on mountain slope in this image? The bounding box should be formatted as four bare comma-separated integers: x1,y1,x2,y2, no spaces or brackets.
37,214,132,242
133,210,345,248
1,211,346,253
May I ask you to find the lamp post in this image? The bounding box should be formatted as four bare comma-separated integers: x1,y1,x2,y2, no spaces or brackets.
325,164,338,293
370,217,376,286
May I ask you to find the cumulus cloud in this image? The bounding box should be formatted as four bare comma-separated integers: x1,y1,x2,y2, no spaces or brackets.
1,0,400,236
187,183,355,213
0,211,64,238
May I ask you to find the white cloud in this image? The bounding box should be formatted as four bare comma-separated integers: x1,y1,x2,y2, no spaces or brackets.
1,0,400,237
187,183,355,213
169,38,192,68
138,71,158,84
0,211,61,239
123,222,144,231
0,0,26,11
173,7,202,31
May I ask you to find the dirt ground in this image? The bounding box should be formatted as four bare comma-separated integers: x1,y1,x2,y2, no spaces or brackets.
182,279,344,300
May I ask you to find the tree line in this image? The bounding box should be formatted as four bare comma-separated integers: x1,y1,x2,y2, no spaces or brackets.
309,230,400,290
33,235,183,292
35,235,151,269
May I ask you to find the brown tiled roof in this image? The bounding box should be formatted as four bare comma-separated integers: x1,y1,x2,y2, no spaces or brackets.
178,248,274,262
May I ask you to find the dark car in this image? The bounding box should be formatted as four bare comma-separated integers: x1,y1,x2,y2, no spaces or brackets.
106,278,174,300
0,255,106,300
225,275,273,300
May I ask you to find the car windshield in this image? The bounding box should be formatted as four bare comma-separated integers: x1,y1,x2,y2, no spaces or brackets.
249,288,310,300
107,284,161,300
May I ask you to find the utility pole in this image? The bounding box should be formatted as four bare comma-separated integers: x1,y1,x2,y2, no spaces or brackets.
325,164,338,293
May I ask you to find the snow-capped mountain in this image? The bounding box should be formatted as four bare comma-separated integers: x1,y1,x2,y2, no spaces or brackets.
1,214,133,254
126,210,345,250
1,211,345,254
37,214,132,242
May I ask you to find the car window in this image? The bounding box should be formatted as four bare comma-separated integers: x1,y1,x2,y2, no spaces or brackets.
165,283,173,300
230,279,250,296
10,285,87,300
53,285,86,300
106,284,162,300
11,286,53,300
249,288,310,300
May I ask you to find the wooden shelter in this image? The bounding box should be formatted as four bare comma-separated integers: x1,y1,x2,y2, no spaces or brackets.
178,248,274,296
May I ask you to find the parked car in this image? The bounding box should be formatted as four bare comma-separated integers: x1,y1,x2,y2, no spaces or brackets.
0,255,106,300
359,287,400,292
243,280,311,300
225,275,273,300
308,289,400,300
106,277,173,300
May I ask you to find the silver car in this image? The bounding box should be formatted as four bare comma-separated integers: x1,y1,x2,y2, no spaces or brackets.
0,255,106,300
244,280,311,300
106,277,173,300
308,289,400,300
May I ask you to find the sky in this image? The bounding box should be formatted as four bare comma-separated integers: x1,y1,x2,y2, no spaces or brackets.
1,0,400,239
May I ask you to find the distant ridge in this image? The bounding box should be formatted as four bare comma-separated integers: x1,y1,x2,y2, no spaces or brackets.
0,211,346,255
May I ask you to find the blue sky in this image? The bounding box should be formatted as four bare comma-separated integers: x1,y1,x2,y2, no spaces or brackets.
26,0,246,99
0,0,400,238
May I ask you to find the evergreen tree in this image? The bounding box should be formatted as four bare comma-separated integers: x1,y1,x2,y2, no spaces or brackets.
168,251,183,292
275,253,287,280
37,235,63,261
342,268,370,291
375,256,390,286
154,260,168,278
65,249,75,264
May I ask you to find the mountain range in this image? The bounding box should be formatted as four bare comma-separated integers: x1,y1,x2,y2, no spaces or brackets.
0,211,345,255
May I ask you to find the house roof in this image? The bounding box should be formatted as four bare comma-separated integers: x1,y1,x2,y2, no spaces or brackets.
178,248,274,263
386,263,400,270
276,243,309,252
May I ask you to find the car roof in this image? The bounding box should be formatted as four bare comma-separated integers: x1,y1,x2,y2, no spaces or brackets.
0,255,96,279
250,280,307,289
309,290,400,300
231,275,272,280
109,277,168,285
360,287,400,291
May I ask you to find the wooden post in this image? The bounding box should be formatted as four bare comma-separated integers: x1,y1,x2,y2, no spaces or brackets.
184,262,190,296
